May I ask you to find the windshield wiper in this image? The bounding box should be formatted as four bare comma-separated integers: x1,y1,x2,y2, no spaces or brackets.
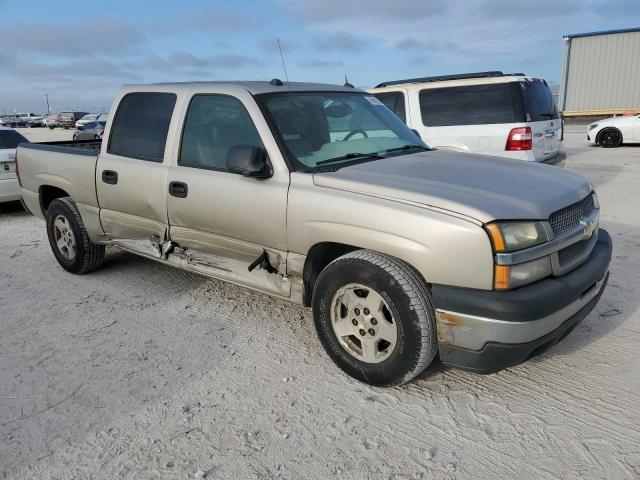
380,144,430,154
316,152,384,166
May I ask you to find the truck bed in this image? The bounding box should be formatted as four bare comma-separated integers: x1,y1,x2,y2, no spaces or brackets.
17,140,101,214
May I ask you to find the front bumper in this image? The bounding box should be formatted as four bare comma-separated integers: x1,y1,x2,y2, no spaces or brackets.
432,228,612,373
586,129,599,145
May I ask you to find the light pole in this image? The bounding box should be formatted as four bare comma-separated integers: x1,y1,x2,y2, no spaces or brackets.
45,93,51,115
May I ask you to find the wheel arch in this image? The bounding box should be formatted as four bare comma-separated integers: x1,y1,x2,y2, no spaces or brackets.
301,240,436,307
39,185,70,216
302,242,361,306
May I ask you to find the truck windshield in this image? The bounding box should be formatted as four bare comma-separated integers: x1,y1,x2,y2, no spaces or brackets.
259,91,427,171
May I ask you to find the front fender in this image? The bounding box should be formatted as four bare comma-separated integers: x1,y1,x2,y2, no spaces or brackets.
287,174,495,290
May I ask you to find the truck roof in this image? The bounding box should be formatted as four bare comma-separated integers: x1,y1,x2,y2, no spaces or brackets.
123,80,364,95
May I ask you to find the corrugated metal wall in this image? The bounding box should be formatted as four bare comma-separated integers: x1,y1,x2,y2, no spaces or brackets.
560,30,640,113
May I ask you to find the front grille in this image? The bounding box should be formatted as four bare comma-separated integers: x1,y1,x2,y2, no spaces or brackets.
558,238,592,267
549,195,595,236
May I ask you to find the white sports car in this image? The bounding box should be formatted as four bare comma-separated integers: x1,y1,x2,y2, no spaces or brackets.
586,113,640,148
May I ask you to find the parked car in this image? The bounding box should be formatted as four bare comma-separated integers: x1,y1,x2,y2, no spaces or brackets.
25,114,45,127
73,121,106,140
45,113,61,129
6,113,45,127
0,127,29,203
0,116,27,128
75,114,100,128
59,111,89,129
586,113,640,147
16,81,611,386
369,71,565,166
97,113,110,122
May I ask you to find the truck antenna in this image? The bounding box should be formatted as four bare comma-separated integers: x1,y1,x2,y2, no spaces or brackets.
277,39,290,86
276,38,305,165
344,75,354,88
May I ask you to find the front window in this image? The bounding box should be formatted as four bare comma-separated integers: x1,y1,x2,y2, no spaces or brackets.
179,94,263,172
259,91,425,171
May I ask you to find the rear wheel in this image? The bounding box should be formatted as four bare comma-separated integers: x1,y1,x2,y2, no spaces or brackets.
312,250,437,386
72,134,78,141
598,128,622,148
46,198,105,274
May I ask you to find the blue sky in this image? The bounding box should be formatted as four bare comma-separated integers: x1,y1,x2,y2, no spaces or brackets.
1,0,639,113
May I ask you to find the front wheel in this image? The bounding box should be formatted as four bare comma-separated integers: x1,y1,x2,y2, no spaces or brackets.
46,198,105,274
598,128,622,148
312,250,437,386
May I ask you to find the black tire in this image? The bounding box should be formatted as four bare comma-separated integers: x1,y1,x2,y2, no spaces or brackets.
312,250,437,386
46,197,105,274
72,134,78,141
598,128,622,148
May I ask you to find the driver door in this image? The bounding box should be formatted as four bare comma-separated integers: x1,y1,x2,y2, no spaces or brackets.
166,92,290,296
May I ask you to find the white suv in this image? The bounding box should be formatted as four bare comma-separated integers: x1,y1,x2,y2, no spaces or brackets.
369,71,565,166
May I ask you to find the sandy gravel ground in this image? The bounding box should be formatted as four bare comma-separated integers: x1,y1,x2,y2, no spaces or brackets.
1,128,639,479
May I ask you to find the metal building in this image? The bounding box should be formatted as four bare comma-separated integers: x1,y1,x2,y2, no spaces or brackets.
559,27,640,118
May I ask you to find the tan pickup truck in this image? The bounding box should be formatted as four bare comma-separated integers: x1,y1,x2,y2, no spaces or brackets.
16,81,612,386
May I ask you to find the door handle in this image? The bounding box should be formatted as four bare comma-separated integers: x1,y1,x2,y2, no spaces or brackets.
101,170,118,185
168,181,188,198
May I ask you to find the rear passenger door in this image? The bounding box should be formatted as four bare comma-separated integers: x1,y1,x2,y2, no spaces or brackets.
165,92,289,296
97,91,178,253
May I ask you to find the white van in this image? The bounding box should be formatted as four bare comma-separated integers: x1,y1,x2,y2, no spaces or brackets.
369,71,565,166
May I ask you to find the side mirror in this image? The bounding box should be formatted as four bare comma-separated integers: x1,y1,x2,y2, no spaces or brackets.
226,145,272,178
77,126,84,130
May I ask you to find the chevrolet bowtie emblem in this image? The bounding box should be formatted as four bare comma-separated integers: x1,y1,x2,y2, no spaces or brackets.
580,218,597,239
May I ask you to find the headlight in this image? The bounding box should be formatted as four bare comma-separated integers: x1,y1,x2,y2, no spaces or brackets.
494,256,552,290
588,124,598,131
485,221,548,252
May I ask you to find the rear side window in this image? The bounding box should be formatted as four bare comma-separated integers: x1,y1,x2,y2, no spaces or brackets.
519,80,558,121
0,130,28,149
108,92,176,162
179,95,263,172
419,84,517,126
373,92,406,123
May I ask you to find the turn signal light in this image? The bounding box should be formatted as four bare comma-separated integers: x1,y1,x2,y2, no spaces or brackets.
494,265,510,290
485,223,506,252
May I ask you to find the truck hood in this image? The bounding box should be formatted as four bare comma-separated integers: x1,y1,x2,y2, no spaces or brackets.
312,150,591,223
